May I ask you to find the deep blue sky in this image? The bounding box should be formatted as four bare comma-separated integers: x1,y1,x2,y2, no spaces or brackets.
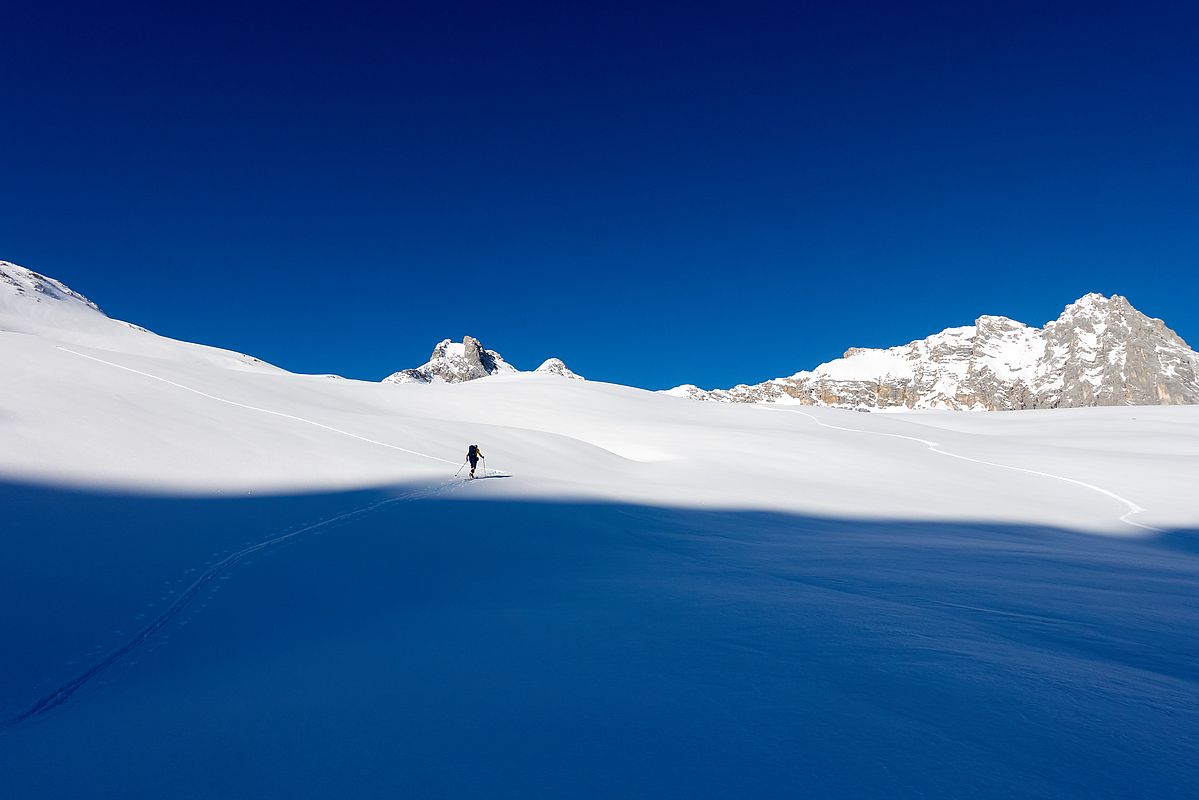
4,1,1197,388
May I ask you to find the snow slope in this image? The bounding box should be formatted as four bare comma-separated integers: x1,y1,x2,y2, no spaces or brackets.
2,322,1195,532
3,263,1198,798
0,261,280,372
5,260,1194,534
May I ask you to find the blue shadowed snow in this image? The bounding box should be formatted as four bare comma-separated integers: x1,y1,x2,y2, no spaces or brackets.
1,481,1197,799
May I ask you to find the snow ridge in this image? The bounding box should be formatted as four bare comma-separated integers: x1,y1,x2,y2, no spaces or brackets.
0,260,279,373
0,261,101,314
535,358,583,380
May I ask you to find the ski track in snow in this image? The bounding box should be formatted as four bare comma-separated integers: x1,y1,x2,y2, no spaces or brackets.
55,347,461,467
50,348,1155,532
0,347,475,730
0,482,464,731
9,347,1156,728
761,406,1159,532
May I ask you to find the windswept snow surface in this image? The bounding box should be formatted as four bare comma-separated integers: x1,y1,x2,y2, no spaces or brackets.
2,266,1199,798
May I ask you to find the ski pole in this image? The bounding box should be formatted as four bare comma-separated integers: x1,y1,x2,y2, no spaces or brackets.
480,456,487,476
454,459,468,477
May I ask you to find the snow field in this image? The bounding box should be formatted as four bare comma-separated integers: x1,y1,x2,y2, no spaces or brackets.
2,327,1196,533
4,264,1199,798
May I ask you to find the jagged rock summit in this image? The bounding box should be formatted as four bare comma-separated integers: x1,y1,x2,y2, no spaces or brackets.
383,337,582,384
668,293,1199,411
383,336,517,384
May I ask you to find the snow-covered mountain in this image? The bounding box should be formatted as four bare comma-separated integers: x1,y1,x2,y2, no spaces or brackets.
382,336,518,384
0,260,279,372
535,357,583,380
668,294,1199,411
383,336,582,384
4,260,1199,800
1,260,103,314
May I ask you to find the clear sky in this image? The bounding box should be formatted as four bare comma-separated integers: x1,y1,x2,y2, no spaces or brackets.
4,1,1197,388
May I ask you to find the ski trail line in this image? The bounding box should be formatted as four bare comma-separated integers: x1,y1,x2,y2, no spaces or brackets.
5,347,467,729
55,347,460,466
760,406,1159,533
0,482,461,731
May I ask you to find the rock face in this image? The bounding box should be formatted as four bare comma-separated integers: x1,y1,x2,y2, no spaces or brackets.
386,340,587,386
667,294,1199,411
535,358,584,380
383,336,518,384
383,338,585,385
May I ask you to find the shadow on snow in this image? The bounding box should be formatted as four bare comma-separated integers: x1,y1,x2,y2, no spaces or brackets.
0,479,1196,799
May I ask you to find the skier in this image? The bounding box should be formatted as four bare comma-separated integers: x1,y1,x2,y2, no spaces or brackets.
466,444,484,478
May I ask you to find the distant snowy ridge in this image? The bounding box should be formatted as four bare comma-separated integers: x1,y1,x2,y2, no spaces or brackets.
668,294,1199,411
383,336,582,384
6,260,1186,411
0,260,278,372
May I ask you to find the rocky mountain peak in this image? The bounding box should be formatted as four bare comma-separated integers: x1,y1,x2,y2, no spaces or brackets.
382,337,584,385
974,314,1025,330
1062,292,1127,313
1039,294,1195,407
383,336,518,385
668,294,1198,411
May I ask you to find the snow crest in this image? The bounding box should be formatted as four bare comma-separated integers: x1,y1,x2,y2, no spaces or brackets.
0,261,102,314
0,260,280,372
535,358,584,380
